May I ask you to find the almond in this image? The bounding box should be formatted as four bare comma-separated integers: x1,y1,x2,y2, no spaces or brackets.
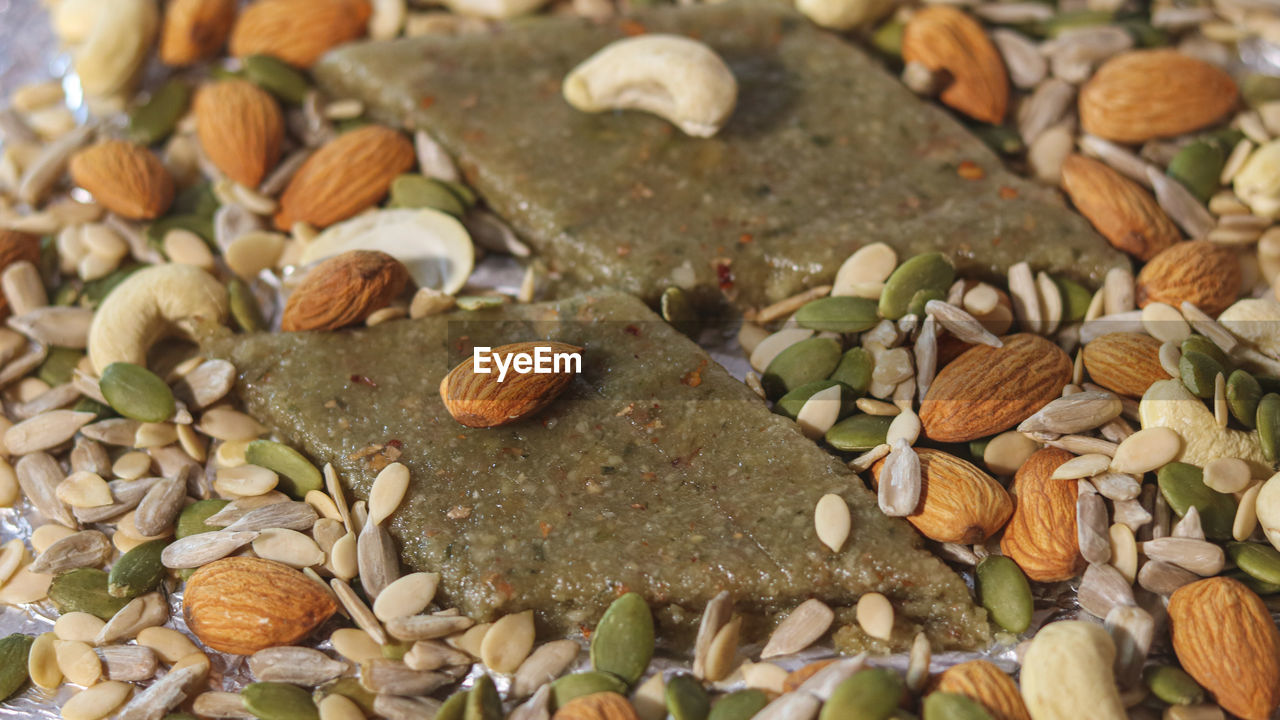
68,141,174,221
1060,154,1180,262
183,556,337,655
1081,332,1166,398
902,6,1008,124
933,660,1030,720
552,692,641,720
1136,240,1241,316
159,0,238,66
229,0,372,68
870,448,1012,544
274,125,415,231
920,334,1072,443
1079,50,1238,143
282,250,409,332
440,341,582,428
195,79,284,188
0,231,43,319
1000,447,1084,582
1169,577,1280,720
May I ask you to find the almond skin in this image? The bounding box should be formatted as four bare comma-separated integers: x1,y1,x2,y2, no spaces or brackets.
0,231,42,319
999,447,1084,582
274,125,415,231
183,557,337,655
902,6,1008,124
1081,332,1166,398
440,341,582,428
160,0,238,66
1169,577,1280,720
195,79,284,188
552,692,641,720
1080,50,1238,143
933,660,1031,720
871,448,1012,544
1136,240,1241,316
68,140,175,220
1060,154,1180,261
230,0,372,68
920,334,1072,443
281,250,409,332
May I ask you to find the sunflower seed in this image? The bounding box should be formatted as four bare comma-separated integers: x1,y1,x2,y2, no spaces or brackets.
96,644,158,682
360,659,449,696
192,692,252,720
16,452,75,527
132,476,186,537
161,530,259,569
172,359,235,410
80,418,141,446
761,598,833,659
373,694,444,720
71,437,112,477
877,439,920,518
404,640,474,672
1141,537,1225,576
1077,563,1135,619
8,306,93,349
848,443,891,473
1093,472,1141,501
6,409,95,455
73,476,160,524
9,383,81,421
1018,79,1075,146
692,591,732,681
1077,491,1111,564
385,614,474,642
357,519,399,601
508,639,578,698
96,592,168,644
116,661,202,720
249,646,348,686
508,685,552,720
330,578,387,645
1147,167,1215,238
30,530,111,574
754,691,822,720
223,500,317,532
924,300,1001,347
1171,505,1205,540
204,491,290,526
1106,605,1154,688
1018,391,1122,435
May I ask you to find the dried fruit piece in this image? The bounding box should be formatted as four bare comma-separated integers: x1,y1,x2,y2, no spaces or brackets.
1080,50,1238,143
69,141,175,220
902,7,1008,123
194,79,284,188
1060,155,1180,261
282,251,409,333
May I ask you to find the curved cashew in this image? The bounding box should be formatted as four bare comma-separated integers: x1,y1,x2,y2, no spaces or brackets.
1138,379,1271,476
88,264,229,374
1021,621,1126,720
1218,298,1280,360
562,35,738,138
72,0,158,97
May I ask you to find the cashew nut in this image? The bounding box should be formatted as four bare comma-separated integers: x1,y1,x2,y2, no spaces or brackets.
1020,621,1126,720
1218,298,1280,360
562,35,738,138
87,264,229,374
70,0,159,97
1138,379,1271,476
797,0,895,31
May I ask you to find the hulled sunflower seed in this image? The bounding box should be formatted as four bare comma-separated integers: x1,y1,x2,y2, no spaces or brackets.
1106,605,1154,689
754,691,822,720
223,501,318,532
330,578,387,645
797,654,867,700
96,592,168,644
509,639,579,698
357,519,399,601
508,684,552,720
29,530,111,574
192,692,252,720
914,315,937,403
1113,498,1154,534
1093,472,1141,501
249,646,348,685
1018,391,1122,434
1045,435,1118,457
172,360,235,409
372,694,445,720
71,437,112,478
1147,168,1215,238
360,659,450,696
1137,559,1199,596
878,439,920,518
1140,538,1225,576
115,661,203,720
96,644,158,682
73,477,161,524
924,300,1001,347
404,640,474,673
848,443,891,473
16,451,74,527
1018,78,1075,145
760,598,833,659
991,29,1047,89
5,409,95,455
160,530,259,569
80,418,141,446
1171,506,1205,540
133,476,187,537
693,591,732,681
385,614,474,642
10,383,81,421
1077,562,1135,619
1077,491,1112,565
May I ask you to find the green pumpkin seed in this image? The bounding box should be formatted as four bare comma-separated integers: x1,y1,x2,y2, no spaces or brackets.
762,337,842,399
129,79,191,146
1041,9,1114,36
48,568,130,620
1180,335,1228,369
1227,370,1262,429
666,674,710,720
1243,74,1280,108
380,641,409,661
968,438,991,463
177,499,231,539
80,264,143,308
38,346,84,386
435,691,467,720
1227,542,1280,587
820,667,904,720
1179,350,1224,400
1157,462,1236,540
244,54,310,104
1053,276,1092,323
388,174,466,216
829,347,873,397
72,397,113,420
870,19,903,57
0,634,35,701
243,682,318,720
99,362,175,423
776,380,855,420
1166,141,1225,204
825,413,893,452
975,556,1032,634
879,253,955,321
108,538,168,599
1226,569,1280,595
465,674,502,720
922,692,993,720
245,440,323,499
229,277,268,332
1118,19,1168,47
661,286,699,338
550,672,628,709
794,297,880,334
145,214,215,251
708,689,769,720
1257,393,1280,463
590,592,654,685
440,180,478,209
970,123,1024,156
1143,665,1204,706
906,287,947,320
313,678,376,716
52,283,79,307
173,181,220,219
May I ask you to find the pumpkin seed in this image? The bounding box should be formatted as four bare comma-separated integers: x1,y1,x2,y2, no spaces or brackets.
1144,665,1204,706
1227,370,1262,428
244,54,311,104
879,253,954,321
108,538,167,599
384,614,472,642
762,337,842,399
0,634,34,701
761,598,833,659
922,692,994,720
436,690,468,720
1258,393,1280,463
99,362,174,423
819,667,903,720
1054,276,1093,323
229,277,268,332
1180,335,1229,368
708,689,769,720
794,297,879,334
465,674,503,720
244,440,323,500
388,174,465,216
590,592,653,685
1167,141,1225,203
48,568,129,620
975,555,1032,634
661,287,699,338
1179,350,1224,400
549,672,628,709
776,380,853,420
829,347,873,397
243,682,320,720
177,498,231,538
129,78,191,146
1157,462,1236,540
665,674,710,720
38,346,83,386
1226,541,1280,586
825,413,893,452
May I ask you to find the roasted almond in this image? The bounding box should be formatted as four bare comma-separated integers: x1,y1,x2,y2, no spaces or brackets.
281,250,409,332
159,0,238,66
1081,332,1166,398
552,691,641,720
902,6,1008,124
229,0,372,68
274,125,415,230
932,659,1030,720
68,141,174,220
870,448,1012,544
440,341,582,428
1079,50,1238,143
920,334,1072,443
1060,154,1180,261
194,79,284,188
1135,240,1241,316
999,447,1085,582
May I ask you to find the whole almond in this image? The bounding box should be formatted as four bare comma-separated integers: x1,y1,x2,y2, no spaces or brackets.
1081,332,1166,398
195,79,284,188
902,6,1009,124
1079,50,1238,143
281,250,409,332
274,125,415,230
552,692,641,720
933,660,1031,720
1000,447,1085,582
1060,154,1180,261
69,141,174,220
1169,577,1280,720
183,556,336,655
0,231,43,319
870,448,1012,544
439,341,582,428
920,334,1072,443
230,0,372,68
160,0,238,66
1136,240,1241,316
